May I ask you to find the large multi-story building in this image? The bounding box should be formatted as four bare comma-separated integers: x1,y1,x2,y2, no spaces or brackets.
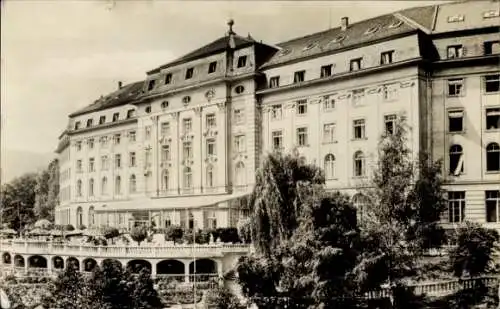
55,1,500,231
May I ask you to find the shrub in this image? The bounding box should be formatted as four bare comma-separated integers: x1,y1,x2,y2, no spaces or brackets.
103,227,120,240
130,226,148,246
164,225,183,243
237,218,252,244
216,227,240,243
77,225,87,230
64,224,75,231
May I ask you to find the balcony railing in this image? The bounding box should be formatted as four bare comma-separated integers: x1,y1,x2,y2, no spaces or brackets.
0,240,250,259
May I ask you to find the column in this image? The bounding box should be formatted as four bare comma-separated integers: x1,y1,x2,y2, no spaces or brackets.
24,255,28,275
47,256,52,275
184,260,190,283
151,261,157,278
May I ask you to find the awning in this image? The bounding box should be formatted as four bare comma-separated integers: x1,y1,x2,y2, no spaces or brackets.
448,111,463,118
95,191,250,212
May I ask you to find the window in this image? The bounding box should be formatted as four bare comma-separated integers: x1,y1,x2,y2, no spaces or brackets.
147,80,156,91
112,113,119,122
272,131,283,151
76,160,83,172
207,139,216,156
293,70,305,83
323,123,335,143
324,154,335,180
320,65,332,78
237,55,247,68
161,145,171,162
145,126,152,139
448,191,465,223
183,167,192,189
380,51,394,65
115,154,121,168
234,135,245,153
206,114,216,129
115,176,121,195
183,142,193,160
234,109,244,124
77,180,82,197
182,118,192,134
161,122,171,136
447,45,464,59
449,145,464,176
86,119,93,128
129,152,136,167
269,76,280,88
88,138,95,149
101,177,108,195
352,89,365,106
486,108,500,130
145,106,152,114
354,151,365,177
129,175,137,193
484,75,500,93
128,131,136,142
484,41,500,55
99,116,106,125
208,61,217,73
271,104,282,120
101,156,109,171
448,110,464,132
185,67,194,79
296,99,307,115
89,158,95,172
89,179,94,196
99,136,108,148
161,74,172,86
350,58,362,71
448,78,464,96
235,162,246,186
353,119,366,139
114,134,121,145
161,101,169,109
162,170,169,191
353,194,369,222
323,96,335,110
206,210,217,229
74,121,81,130
486,191,500,222
127,109,135,119
206,165,215,188
182,96,191,105
384,114,397,135
297,127,308,146
77,207,83,227
235,85,245,94
486,143,500,172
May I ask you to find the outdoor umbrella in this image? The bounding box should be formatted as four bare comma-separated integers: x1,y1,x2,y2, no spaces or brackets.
64,230,83,237
83,228,103,237
27,228,51,236
33,219,52,229
0,228,17,236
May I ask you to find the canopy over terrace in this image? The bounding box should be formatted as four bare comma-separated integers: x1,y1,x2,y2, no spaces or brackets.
93,192,250,229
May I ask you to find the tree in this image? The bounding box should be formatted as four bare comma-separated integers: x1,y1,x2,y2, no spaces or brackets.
47,263,85,309
130,226,147,246
205,286,245,309
164,225,183,243
103,227,120,243
237,217,252,244
128,268,163,309
34,158,59,222
0,173,38,231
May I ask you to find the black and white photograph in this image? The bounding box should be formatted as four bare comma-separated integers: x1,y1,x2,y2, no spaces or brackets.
1,0,500,308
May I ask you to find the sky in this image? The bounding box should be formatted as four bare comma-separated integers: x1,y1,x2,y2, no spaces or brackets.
0,0,446,182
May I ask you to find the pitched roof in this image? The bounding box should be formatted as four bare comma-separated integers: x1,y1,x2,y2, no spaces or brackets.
261,13,417,68
69,81,144,117
147,34,257,74
397,5,438,33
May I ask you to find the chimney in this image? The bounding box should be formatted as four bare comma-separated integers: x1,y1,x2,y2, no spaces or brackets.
118,81,123,89
341,17,349,31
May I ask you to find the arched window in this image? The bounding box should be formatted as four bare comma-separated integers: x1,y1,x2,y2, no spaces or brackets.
76,207,83,227
353,151,365,177
183,167,192,189
235,162,246,186
162,170,169,191
101,177,108,195
115,176,121,194
353,194,370,222
486,143,500,172
206,165,214,188
449,144,464,175
77,179,83,196
88,206,95,227
89,178,94,196
129,175,137,193
324,154,335,179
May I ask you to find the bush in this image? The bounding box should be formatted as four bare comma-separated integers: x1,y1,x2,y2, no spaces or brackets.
77,225,87,230
64,224,75,231
216,227,240,243
237,218,252,244
130,226,148,246
103,227,120,240
164,225,183,243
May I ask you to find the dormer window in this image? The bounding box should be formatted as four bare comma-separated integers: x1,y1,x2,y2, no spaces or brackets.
182,96,191,105
388,20,403,29
126,109,135,119
483,10,500,19
147,79,156,91
161,101,169,109
74,121,81,130
235,85,245,94
303,42,317,51
145,105,152,114
269,76,280,88
277,49,291,57
320,65,332,78
86,119,93,128
350,58,362,71
364,25,380,35
293,70,305,83
447,15,465,23
447,45,464,59
484,41,500,55
208,61,217,74
185,68,194,79
380,51,394,65
237,55,247,68
165,73,172,84
112,113,119,122
99,116,106,125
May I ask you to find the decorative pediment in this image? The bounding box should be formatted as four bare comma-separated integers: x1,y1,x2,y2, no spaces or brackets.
203,129,218,137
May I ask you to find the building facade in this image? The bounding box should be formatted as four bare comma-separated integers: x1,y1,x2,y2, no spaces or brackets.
55,1,500,230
